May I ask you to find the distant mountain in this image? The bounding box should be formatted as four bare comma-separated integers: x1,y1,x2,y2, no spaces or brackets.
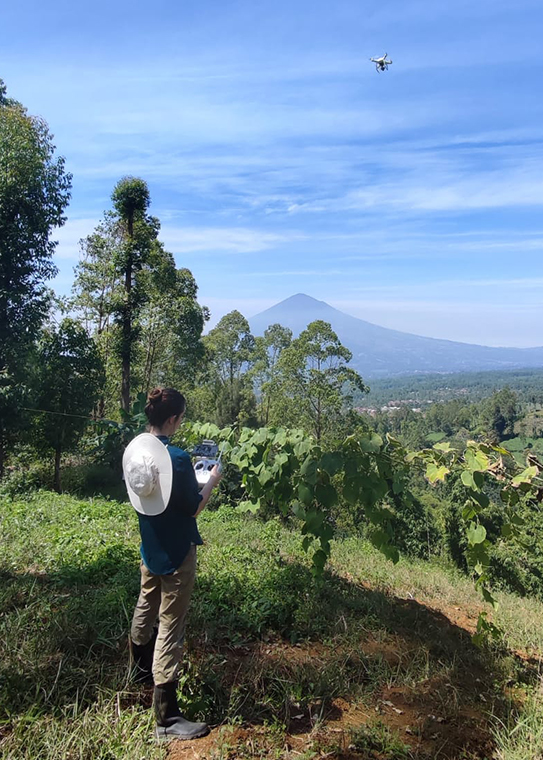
249,294,543,378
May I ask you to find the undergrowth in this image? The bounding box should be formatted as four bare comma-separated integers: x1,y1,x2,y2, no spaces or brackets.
1,492,543,758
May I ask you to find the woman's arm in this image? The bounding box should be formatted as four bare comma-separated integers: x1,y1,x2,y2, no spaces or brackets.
194,464,222,517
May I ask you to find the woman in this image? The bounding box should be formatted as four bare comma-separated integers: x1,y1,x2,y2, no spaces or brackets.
124,387,222,741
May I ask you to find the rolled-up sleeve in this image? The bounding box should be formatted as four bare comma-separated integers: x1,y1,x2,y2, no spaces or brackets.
170,449,203,517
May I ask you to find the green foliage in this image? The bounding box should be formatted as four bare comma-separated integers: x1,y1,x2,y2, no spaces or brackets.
1,490,541,758
202,311,258,426
0,78,72,475
270,320,368,442
109,177,159,411
183,419,543,644
479,387,519,441
349,721,413,758
33,317,104,491
87,392,148,470
252,323,293,425
71,191,207,416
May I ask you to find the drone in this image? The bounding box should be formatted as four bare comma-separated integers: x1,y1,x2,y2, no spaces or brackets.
192,439,223,486
370,53,392,72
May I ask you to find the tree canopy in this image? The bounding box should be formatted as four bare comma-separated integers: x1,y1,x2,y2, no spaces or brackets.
0,78,72,475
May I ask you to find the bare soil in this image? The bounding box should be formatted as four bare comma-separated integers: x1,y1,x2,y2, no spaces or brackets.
166,593,521,760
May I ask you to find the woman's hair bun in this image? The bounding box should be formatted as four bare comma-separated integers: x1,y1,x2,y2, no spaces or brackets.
148,388,163,403
145,387,186,427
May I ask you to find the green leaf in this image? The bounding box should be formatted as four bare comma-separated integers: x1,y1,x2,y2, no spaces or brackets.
312,548,328,572
359,435,382,454
512,466,538,485
343,478,359,505
433,442,452,452
319,451,343,476
301,456,318,485
304,509,324,535
291,502,306,520
467,523,487,545
510,513,526,527
500,488,519,506
392,478,404,495
473,471,485,488
465,448,489,472
297,482,313,506
258,468,273,487
470,490,489,509
461,470,475,489
315,482,337,508
481,587,498,609
426,463,449,483
237,500,260,514
462,505,477,520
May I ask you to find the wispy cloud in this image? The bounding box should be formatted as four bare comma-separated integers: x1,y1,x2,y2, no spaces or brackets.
160,226,305,254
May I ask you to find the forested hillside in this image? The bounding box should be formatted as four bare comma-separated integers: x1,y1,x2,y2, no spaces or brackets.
3,76,543,760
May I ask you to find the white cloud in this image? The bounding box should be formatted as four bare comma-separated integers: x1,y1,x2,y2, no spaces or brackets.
161,226,305,254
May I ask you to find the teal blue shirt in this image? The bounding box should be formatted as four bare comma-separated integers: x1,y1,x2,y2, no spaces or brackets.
137,435,203,575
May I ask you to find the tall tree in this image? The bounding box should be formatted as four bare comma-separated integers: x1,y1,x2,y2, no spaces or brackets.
72,220,120,417
110,177,158,412
138,260,208,393
479,387,519,442
72,220,208,415
202,311,257,426
0,78,72,476
252,323,292,425
273,320,368,441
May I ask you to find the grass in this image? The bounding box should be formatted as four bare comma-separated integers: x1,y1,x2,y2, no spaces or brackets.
1,491,543,758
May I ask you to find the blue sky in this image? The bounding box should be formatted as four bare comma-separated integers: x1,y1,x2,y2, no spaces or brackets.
3,0,543,346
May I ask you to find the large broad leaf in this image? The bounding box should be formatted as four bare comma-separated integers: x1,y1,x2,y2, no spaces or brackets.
304,509,324,535
465,448,489,472
319,451,343,476
512,466,538,485
315,482,338,509
462,470,485,489
467,522,487,545
312,548,328,573
343,478,359,505
481,587,498,609
238,500,260,514
500,488,519,506
433,442,452,452
359,435,382,454
426,463,449,483
298,482,314,506
259,468,273,487
461,470,475,489
470,490,489,509
301,456,318,485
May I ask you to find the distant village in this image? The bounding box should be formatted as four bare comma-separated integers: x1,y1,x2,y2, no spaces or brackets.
356,400,428,416
357,386,472,416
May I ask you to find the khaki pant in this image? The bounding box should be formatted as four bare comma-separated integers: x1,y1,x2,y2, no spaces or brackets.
131,546,197,685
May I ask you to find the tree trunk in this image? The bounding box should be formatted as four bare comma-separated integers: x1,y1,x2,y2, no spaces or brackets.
53,443,62,493
0,430,5,482
121,257,132,413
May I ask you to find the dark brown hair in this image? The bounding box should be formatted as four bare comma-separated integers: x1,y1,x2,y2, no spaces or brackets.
145,387,186,428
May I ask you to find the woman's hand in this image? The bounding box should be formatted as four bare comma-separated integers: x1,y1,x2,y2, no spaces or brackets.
209,464,223,486
195,464,223,517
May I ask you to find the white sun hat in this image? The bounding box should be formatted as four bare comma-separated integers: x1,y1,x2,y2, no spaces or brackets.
122,433,173,516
